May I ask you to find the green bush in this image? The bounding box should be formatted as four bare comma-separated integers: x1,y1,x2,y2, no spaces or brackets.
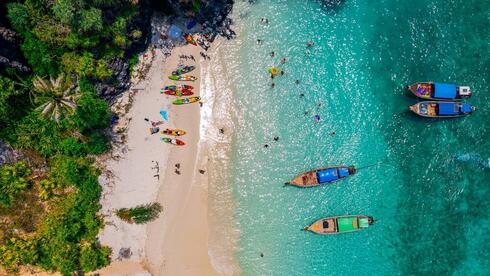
79,242,110,272
9,112,64,157
79,8,103,33
86,132,109,154
0,236,38,273
6,3,31,33
128,53,139,73
21,33,60,76
116,203,163,224
71,92,110,132
0,162,32,207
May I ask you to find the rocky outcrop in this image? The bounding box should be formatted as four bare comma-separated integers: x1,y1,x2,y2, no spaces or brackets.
95,0,153,101
0,140,22,166
0,5,31,74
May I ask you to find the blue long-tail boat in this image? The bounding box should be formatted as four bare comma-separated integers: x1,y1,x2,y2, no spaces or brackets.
406,82,472,100
286,166,356,188
409,101,476,118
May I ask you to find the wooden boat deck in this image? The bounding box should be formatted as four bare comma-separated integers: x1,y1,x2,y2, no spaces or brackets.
426,103,437,116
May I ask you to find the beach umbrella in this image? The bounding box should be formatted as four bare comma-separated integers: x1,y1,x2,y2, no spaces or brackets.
160,110,168,121
168,25,183,39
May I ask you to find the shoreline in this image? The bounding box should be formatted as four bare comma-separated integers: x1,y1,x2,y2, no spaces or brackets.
96,43,222,275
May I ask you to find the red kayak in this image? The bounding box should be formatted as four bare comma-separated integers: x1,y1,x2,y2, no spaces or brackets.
162,137,185,146
163,90,194,96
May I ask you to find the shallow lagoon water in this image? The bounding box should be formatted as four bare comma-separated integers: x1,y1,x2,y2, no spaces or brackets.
207,0,489,274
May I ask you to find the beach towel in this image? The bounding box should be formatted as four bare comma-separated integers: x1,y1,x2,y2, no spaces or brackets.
160,110,168,121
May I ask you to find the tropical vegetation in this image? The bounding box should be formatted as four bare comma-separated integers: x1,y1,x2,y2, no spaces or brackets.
0,0,149,274
116,202,163,224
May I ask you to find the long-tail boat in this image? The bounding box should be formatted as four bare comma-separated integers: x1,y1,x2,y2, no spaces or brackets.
304,215,374,235
406,82,471,100
285,166,356,188
409,101,475,118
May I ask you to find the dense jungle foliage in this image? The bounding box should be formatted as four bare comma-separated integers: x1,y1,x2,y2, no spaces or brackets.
0,0,148,274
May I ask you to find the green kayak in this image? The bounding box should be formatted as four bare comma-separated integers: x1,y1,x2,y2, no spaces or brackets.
168,75,197,81
172,96,201,105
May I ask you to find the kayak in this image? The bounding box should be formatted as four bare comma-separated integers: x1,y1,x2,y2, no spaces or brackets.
184,33,197,46
172,65,196,76
168,75,197,81
162,89,194,96
162,137,185,146
164,84,194,91
161,128,187,136
172,96,201,105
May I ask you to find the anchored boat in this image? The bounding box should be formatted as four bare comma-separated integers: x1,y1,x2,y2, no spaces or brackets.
409,101,475,118
406,82,471,100
304,215,374,235
285,166,356,188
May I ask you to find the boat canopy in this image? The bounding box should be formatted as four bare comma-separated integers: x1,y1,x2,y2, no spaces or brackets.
337,217,358,232
461,103,472,113
434,83,457,99
359,217,370,228
338,167,350,177
317,168,338,183
438,102,457,115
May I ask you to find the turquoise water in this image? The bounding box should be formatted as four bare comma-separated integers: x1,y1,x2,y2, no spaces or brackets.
210,0,489,275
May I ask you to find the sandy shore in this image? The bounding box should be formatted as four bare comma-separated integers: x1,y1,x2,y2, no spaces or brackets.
97,43,217,275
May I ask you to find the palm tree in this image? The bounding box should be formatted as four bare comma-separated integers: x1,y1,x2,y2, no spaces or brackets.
32,74,80,122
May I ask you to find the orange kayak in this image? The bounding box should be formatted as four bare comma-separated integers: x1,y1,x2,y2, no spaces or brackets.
161,128,186,136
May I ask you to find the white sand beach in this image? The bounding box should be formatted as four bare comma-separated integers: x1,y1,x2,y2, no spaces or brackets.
97,43,217,275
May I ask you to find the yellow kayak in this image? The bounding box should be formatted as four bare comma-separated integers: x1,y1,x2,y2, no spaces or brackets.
172,96,201,105
161,128,186,136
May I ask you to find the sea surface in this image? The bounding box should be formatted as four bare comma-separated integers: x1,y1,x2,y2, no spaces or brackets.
203,0,490,275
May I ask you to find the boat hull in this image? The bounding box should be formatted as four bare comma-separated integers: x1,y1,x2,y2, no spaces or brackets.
286,166,356,188
409,101,475,118
406,82,471,100
304,215,374,235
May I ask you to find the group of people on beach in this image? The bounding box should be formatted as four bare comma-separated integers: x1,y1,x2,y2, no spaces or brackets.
179,54,195,61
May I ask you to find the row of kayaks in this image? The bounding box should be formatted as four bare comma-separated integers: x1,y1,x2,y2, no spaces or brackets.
161,129,186,146
168,65,197,81
162,64,197,146
161,84,194,96
406,82,476,118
